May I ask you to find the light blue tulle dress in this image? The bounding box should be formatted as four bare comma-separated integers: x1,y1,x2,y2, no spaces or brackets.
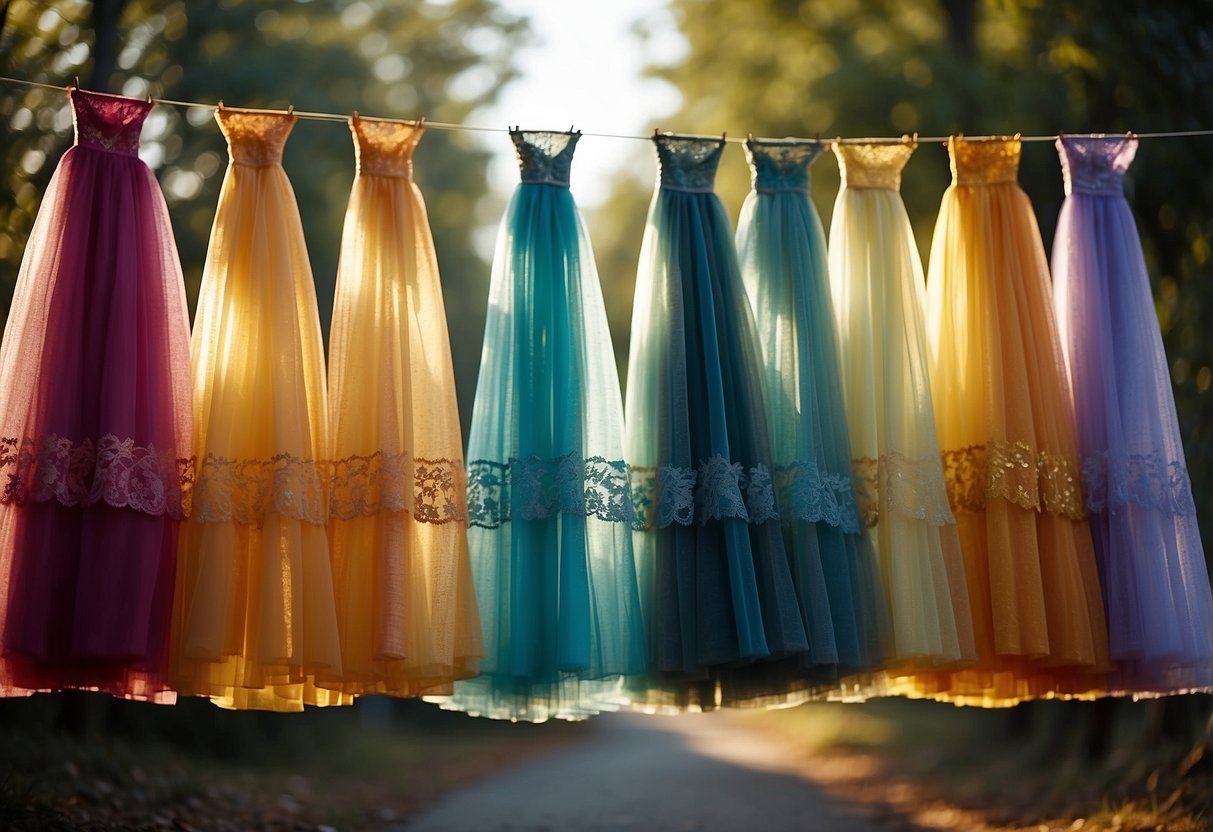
625,134,810,710
734,138,888,685
434,130,646,722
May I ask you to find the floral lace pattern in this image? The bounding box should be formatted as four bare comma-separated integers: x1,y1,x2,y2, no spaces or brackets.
774,462,861,534
466,453,634,529
950,136,1020,186
192,452,326,525
629,455,778,530
71,89,151,156
352,116,422,179
654,133,725,192
0,434,192,519
512,130,578,187
329,452,466,524
1081,450,1196,516
833,141,914,190
851,452,956,528
941,440,1086,520
1058,135,1136,196
745,138,821,193
217,108,295,167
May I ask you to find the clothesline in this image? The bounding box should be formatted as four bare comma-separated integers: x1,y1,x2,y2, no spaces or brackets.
4,74,1213,146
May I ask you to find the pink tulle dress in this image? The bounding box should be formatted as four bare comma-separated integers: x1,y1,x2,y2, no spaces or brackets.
0,89,192,702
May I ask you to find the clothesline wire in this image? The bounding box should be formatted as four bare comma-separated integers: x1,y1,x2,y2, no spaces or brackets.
4,74,1213,144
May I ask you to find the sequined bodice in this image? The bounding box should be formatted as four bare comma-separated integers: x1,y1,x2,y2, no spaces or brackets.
512,130,578,187
1058,135,1136,196
71,89,151,156
217,109,295,167
654,134,725,192
950,137,1020,186
352,117,422,178
834,142,914,190
746,138,822,193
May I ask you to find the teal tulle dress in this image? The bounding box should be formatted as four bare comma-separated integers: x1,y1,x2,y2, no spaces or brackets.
734,138,888,688
435,130,646,722
625,133,810,710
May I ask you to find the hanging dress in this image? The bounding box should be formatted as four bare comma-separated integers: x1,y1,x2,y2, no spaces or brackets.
433,130,646,722
734,137,887,691
625,133,809,711
0,88,191,702
1052,135,1213,695
826,141,974,676
912,136,1110,706
323,116,482,699
170,108,346,711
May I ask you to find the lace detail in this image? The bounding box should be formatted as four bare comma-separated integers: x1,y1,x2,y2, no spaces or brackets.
217,108,295,167
192,452,325,525
466,454,633,529
328,452,466,524
629,456,779,529
0,434,192,519
1081,450,1196,516
851,453,955,528
71,89,151,156
950,136,1020,186
512,130,578,187
774,462,861,533
654,133,725,192
834,140,915,190
352,116,422,179
1058,135,1136,196
941,441,1086,520
745,138,822,193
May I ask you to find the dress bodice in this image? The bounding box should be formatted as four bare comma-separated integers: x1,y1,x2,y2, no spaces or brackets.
352,116,422,178
217,109,296,167
654,134,725,193
1057,135,1136,196
745,138,822,193
949,137,1020,186
833,142,914,190
512,130,578,187
71,88,151,156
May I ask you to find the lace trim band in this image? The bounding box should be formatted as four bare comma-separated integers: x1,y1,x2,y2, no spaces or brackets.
193,452,326,525
851,452,956,528
1081,450,1196,516
0,434,193,519
774,462,861,534
467,453,634,529
941,440,1086,520
329,452,467,524
629,454,778,530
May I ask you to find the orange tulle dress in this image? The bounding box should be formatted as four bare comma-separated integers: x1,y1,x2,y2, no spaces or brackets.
901,137,1110,705
322,116,482,698
170,108,347,711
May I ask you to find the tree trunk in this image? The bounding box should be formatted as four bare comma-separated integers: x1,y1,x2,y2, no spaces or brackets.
939,0,977,59
88,0,128,91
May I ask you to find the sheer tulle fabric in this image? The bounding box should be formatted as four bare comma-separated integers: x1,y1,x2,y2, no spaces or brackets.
907,137,1110,706
735,138,887,694
432,131,645,722
1052,135,1213,695
170,109,346,711
0,90,191,702
324,117,482,698
625,134,810,711
826,141,974,671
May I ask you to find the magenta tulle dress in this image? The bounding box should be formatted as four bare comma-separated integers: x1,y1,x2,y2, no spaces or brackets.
0,89,192,702
1052,135,1213,694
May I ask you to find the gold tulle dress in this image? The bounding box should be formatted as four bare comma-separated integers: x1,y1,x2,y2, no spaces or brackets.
323,116,482,698
170,109,347,711
906,137,1110,705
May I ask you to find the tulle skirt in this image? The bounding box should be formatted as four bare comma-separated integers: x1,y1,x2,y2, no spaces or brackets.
0,145,192,702
324,168,482,698
625,186,811,711
170,161,346,711
1054,189,1213,695
433,182,646,722
908,181,1110,706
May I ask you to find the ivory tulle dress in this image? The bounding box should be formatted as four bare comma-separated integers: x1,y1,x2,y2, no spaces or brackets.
324,116,482,699
625,134,810,711
734,138,887,687
435,130,645,722
0,89,191,702
171,108,346,711
826,141,974,673
913,136,1110,706
1052,135,1213,695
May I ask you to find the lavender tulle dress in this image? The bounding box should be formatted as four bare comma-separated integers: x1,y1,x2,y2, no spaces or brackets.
0,90,192,701
1052,135,1213,694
